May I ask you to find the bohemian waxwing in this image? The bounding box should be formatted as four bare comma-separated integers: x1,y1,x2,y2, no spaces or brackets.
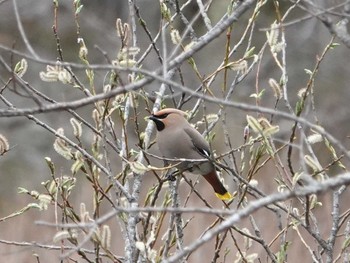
149,108,232,201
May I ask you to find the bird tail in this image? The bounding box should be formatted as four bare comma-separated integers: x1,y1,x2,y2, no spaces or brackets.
202,170,233,201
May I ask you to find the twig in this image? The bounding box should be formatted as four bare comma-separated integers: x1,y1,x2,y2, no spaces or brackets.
163,172,350,262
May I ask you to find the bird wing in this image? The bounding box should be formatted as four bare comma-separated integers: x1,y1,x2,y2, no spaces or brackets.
184,127,233,201
183,127,211,158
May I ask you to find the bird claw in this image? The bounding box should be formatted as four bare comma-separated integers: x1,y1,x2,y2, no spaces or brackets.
166,172,177,182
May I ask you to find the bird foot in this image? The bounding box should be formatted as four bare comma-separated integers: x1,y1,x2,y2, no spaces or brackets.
166,172,177,182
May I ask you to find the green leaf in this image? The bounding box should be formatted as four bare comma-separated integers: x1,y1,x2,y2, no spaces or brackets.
304,68,313,76
246,115,263,133
130,161,149,175
342,237,350,250
276,242,290,263
295,100,303,114
71,158,84,175
70,118,82,139
75,4,84,15
18,187,29,194
53,230,71,243
244,46,256,58
249,89,265,99
329,42,340,49
44,157,55,175
263,125,279,137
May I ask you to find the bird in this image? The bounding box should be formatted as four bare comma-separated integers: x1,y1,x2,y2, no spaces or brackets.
149,108,232,201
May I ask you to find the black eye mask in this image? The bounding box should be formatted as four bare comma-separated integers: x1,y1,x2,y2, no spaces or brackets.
149,114,168,131
155,113,169,119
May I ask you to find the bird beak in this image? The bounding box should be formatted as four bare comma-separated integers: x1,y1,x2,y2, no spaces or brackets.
148,115,157,121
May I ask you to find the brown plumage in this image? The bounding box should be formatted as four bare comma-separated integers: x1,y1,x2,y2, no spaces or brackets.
149,108,232,201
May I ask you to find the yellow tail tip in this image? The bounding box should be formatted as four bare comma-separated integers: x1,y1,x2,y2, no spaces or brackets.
215,192,233,201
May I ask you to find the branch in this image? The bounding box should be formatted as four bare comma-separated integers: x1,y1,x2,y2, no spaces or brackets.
164,172,350,262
